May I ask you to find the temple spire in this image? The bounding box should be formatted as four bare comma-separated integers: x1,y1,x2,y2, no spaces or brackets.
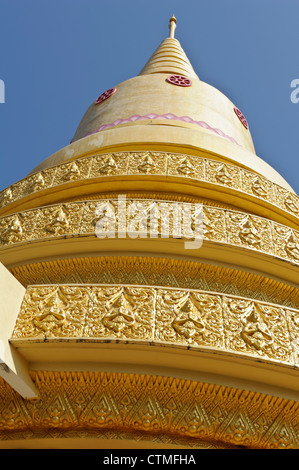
168,15,177,38
139,15,199,79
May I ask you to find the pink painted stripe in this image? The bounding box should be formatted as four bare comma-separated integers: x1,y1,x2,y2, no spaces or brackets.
84,113,240,146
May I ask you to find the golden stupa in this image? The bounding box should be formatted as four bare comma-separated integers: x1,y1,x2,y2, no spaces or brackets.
0,17,298,449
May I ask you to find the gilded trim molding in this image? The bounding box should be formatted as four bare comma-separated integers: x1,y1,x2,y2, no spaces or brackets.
0,428,230,449
0,371,298,449
11,285,299,366
1,198,299,266
0,152,298,222
10,256,299,309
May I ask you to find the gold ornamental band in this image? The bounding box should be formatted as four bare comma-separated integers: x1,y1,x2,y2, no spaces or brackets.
9,255,299,309
0,152,298,227
0,370,298,449
1,198,299,266
11,284,299,367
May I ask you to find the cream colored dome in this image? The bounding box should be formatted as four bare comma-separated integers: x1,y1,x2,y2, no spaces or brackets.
72,37,255,154
72,72,255,154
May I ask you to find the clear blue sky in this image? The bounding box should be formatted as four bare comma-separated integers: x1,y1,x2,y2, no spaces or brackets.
0,0,298,193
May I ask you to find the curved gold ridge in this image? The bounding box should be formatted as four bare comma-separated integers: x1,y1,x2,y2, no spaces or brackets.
0,371,298,449
1,198,298,267
11,284,299,367
0,152,298,227
9,256,299,309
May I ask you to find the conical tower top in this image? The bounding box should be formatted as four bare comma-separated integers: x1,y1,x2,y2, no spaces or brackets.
139,16,199,79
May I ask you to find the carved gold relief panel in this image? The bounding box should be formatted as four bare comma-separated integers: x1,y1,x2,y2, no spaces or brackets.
167,154,204,179
1,152,299,223
84,286,155,340
128,152,167,175
273,224,299,262
13,286,89,338
155,290,223,347
1,199,299,266
91,153,128,176
55,158,92,182
226,213,272,251
10,256,299,309
0,371,298,448
11,285,299,366
223,298,291,361
202,206,227,242
205,160,241,189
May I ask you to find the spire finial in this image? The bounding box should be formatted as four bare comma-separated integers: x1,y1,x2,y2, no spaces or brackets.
169,15,177,38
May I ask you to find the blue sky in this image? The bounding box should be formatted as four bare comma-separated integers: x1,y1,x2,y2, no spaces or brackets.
0,0,298,193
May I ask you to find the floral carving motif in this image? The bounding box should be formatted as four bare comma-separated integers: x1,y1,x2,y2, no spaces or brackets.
0,152,299,226
238,217,261,247
0,371,298,448
81,286,155,340
240,306,273,351
94,201,116,234
12,286,88,338
172,296,206,341
9,284,294,365
98,155,118,175
0,199,299,267
137,154,156,174
177,157,195,176
0,215,23,243
285,233,299,260
28,172,45,192
223,298,290,361
0,152,298,224
284,193,299,214
215,164,233,185
251,177,268,198
62,161,81,181
32,288,67,335
0,187,13,206
45,207,69,234
102,289,136,334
